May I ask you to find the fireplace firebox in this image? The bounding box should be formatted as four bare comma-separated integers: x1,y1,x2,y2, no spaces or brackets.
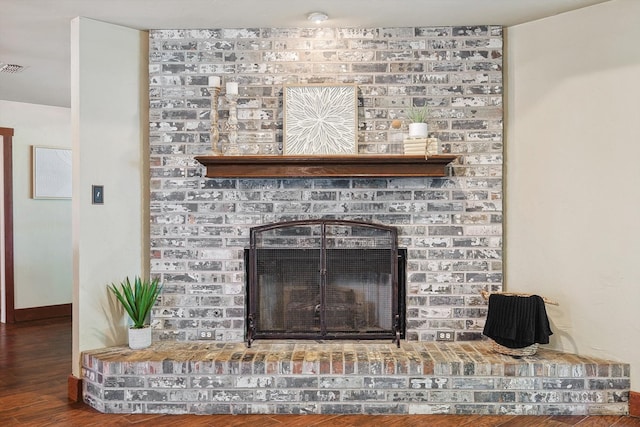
245,219,406,347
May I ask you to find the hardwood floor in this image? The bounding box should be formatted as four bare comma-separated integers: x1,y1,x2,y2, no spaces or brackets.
1,317,638,426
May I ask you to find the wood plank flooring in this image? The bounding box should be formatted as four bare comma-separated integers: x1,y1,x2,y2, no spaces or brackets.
1,317,638,426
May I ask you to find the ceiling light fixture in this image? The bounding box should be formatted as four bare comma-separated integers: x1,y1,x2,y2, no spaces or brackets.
307,12,329,24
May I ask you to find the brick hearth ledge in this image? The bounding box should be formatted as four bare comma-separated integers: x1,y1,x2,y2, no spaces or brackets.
82,341,630,416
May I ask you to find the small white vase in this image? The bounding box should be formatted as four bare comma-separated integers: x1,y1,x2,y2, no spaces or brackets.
128,326,152,349
408,122,428,138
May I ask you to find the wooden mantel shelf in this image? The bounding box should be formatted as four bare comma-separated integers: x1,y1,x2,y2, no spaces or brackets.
194,154,457,178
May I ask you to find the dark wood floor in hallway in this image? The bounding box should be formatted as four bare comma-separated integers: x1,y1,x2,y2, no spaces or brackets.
1,317,638,426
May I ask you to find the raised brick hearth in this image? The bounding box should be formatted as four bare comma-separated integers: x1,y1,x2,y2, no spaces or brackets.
82,342,630,415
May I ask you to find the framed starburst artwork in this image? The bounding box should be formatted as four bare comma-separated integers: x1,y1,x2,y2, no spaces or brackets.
284,84,358,155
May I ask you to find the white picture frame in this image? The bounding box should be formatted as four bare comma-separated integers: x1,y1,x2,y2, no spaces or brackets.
284,84,358,155
32,146,72,199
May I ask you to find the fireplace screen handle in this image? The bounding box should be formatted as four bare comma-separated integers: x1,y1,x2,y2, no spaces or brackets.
393,314,400,348
247,314,256,348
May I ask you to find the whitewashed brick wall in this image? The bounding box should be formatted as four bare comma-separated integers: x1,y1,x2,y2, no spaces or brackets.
148,26,503,342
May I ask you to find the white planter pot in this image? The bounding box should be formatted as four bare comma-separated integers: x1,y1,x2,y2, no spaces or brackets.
408,122,428,138
128,326,152,349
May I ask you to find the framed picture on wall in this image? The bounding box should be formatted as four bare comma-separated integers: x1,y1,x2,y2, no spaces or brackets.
283,84,358,155
32,146,72,199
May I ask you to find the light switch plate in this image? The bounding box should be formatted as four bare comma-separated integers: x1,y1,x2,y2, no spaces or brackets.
92,185,104,205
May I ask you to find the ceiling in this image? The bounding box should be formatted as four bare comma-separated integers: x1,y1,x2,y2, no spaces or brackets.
0,0,612,108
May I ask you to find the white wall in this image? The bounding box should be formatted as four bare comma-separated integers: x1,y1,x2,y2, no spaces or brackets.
505,0,640,390
70,17,148,376
0,101,72,309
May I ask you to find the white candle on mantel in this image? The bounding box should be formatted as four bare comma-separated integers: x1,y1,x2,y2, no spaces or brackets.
226,81,239,95
208,76,221,87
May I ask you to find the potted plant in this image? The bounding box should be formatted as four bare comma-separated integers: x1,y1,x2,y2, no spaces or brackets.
406,105,429,138
109,276,163,349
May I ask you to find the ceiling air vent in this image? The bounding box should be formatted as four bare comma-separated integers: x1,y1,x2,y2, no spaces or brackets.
0,63,26,74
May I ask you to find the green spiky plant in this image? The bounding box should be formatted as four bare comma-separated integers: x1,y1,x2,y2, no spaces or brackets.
109,276,163,329
406,105,429,123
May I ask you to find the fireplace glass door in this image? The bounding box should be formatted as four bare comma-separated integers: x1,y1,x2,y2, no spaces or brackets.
246,220,405,345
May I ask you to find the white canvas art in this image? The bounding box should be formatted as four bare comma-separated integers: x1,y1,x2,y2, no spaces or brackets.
32,146,72,199
284,84,357,155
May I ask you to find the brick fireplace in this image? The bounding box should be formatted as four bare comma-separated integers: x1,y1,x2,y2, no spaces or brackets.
78,24,632,417
148,25,503,344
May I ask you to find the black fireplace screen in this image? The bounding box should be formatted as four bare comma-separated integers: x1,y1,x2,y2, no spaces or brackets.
246,219,405,346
